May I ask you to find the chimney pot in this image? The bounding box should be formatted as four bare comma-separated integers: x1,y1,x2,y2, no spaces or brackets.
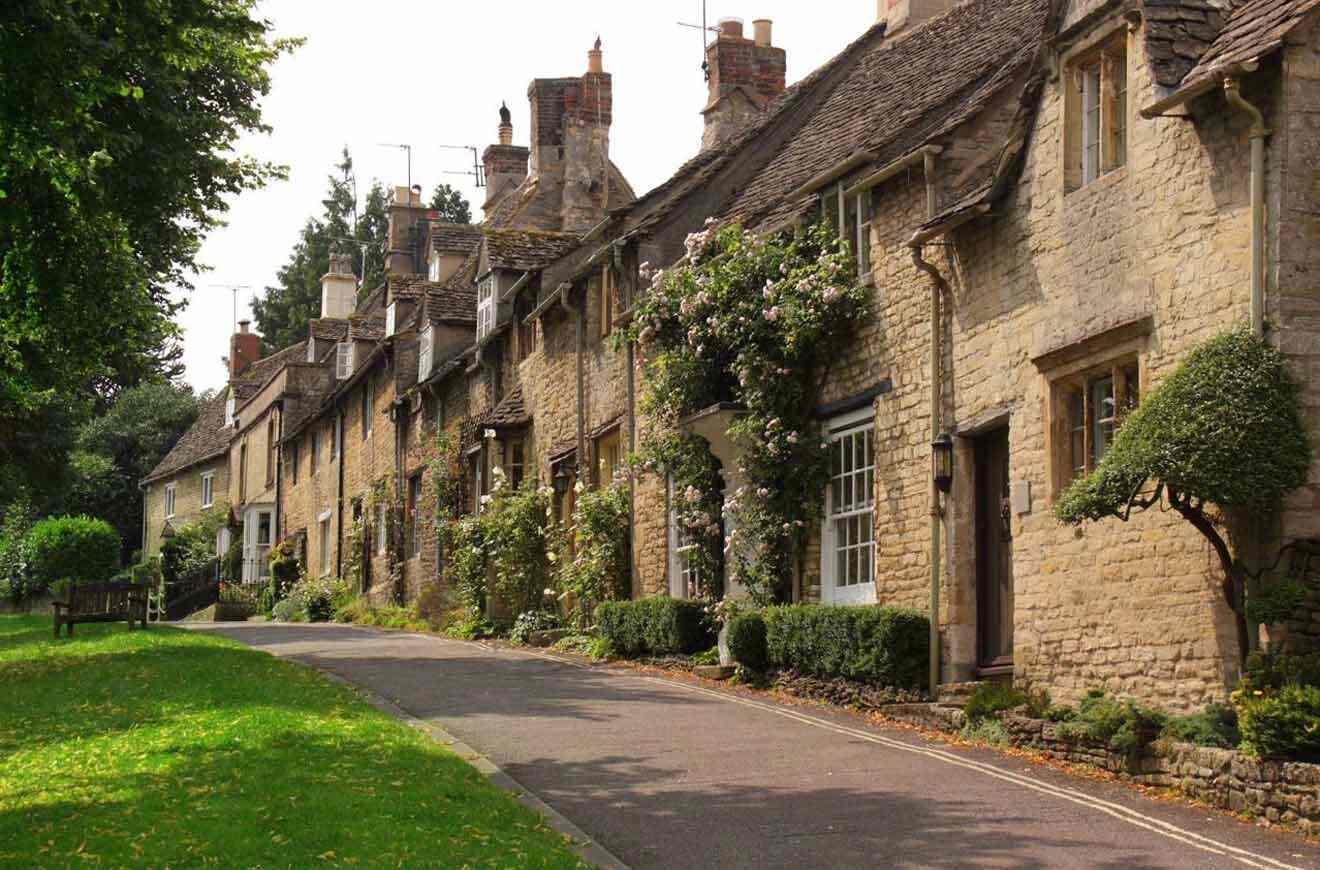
718,17,744,38
753,19,772,47
587,36,604,74
239,320,250,334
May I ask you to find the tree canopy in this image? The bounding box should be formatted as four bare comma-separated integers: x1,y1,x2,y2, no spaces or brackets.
0,0,289,509
251,149,391,348
429,184,472,224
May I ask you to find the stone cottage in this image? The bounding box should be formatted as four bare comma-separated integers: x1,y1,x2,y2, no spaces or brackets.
145,0,1320,709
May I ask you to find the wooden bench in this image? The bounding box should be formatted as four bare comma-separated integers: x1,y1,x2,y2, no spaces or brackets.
52,582,149,638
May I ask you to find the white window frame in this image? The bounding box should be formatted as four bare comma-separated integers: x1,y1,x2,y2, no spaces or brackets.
385,303,397,337
241,506,275,583
419,325,435,381
224,393,236,428
335,341,354,380
667,476,703,600
429,255,441,282
164,483,177,519
477,274,496,341
821,407,877,606
200,472,214,509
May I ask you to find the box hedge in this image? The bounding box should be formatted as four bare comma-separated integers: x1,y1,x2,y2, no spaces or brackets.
25,516,120,593
726,610,769,672
763,604,928,688
596,598,714,657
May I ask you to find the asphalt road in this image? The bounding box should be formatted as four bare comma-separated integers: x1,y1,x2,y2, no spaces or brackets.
191,623,1320,870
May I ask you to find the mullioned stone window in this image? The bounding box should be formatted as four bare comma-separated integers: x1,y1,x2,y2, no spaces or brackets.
1064,29,1128,190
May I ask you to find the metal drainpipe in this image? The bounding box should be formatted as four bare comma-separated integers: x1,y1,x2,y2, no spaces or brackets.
559,284,586,472
393,402,406,605
622,247,640,597
274,402,284,543
910,147,946,698
334,405,345,582
1223,77,1268,338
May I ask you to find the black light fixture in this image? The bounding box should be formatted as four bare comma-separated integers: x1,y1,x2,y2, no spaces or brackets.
932,433,954,493
553,462,573,497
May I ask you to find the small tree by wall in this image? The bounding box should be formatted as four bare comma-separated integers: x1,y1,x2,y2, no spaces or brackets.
1055,330,1312,661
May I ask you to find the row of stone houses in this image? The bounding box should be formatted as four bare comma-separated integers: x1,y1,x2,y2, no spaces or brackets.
145,0,1320,709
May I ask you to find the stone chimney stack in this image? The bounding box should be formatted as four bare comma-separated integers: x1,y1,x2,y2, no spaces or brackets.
879,0,955,34
321,251,358,319
229,320,261,379
482,103,530,220
385,185,426,277
702,17,786,151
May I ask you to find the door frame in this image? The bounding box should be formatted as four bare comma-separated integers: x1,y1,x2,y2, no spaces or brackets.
973,427,1014,672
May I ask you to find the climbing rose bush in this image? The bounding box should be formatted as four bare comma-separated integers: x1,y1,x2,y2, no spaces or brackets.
623,219,870,604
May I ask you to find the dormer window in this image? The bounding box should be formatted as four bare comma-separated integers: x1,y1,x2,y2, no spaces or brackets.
335,342,354,379
419,325,434,381
224,393,236,428
385,303,397,337
477,274,496,341
429,255,440,283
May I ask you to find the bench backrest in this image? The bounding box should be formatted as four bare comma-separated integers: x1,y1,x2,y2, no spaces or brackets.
69,582,145,615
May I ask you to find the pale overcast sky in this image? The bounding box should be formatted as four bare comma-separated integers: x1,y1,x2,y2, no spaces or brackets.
179,0,877,394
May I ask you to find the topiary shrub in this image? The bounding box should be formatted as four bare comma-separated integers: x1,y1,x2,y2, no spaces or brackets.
762,604,929,689
595,598,714,657
726,610,768,672
26,516,120,594
1236,685,1320,761
1055,330,1311,662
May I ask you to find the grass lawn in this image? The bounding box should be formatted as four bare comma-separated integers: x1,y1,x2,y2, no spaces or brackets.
0,615,587,868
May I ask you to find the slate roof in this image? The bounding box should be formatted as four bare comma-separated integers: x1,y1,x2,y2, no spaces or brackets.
348,315,385,342
143,391,231,483
477,385,530,428
721,0,1053,232
1176,0,1320,89
1143,0,1232,86
430,223,483,255
309,319,349,341
484,228,582,272
427,285,478,325
232,341,307,402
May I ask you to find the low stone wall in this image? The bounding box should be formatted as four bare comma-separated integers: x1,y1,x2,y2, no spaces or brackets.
879,705,1320,836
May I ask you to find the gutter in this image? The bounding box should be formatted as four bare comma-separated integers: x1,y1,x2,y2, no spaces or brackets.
788,150,878,202
499,270,532,304
843,145,943,199
908,147,946,698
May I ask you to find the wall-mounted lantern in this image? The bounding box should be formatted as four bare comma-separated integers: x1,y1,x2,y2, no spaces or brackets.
932,433,954,494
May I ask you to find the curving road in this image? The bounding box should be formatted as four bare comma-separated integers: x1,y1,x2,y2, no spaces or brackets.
189,623,1320,870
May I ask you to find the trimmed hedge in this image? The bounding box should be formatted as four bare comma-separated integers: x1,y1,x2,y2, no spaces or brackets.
726,610,768,672
26,516,120,592
763,604,929,689
596,598,714,657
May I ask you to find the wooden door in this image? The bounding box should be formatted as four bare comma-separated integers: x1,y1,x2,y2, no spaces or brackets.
975,430,1014,669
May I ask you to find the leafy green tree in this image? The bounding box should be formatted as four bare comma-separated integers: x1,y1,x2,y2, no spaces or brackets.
429,184,472,224
252,149,393,347
0,0,292,497
1055,330,1311,662
68,383,202,558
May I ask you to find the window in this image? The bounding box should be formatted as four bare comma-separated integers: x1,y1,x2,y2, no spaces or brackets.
164,483,177,519
507,439,526,490
1054,360,1139,487
385,302,397,337
311,430,321,474
319,516,332,576
472,450,490,513
419,325,434,381
429,255,440,282
595,429,621,485
336,341,354,380
361,379,374,440
266,418,277,487
408,474,423,558
330,417,339,460
200,472,214,508
518,308,537,361
375,502,387,554
599,267,615,339
822,410,876,605
856,193,873,280
255,509,273,580
477,275,496,341
668,477,703,600
1069,35,1127,188
224,393,237,428
290,440,300,486
238,443,248,503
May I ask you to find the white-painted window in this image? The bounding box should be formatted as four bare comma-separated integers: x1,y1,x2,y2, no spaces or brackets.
335,342,354,380
241,506,274,582
164,483,177,519
821,408,876,605
429,255,440,282
477,274,496,341
668,477,703,600
419,325,434,381
200,472,214,509
385,303,397,337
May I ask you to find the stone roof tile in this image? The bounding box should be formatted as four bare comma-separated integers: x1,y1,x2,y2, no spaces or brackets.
1176,0,1320,90
143,391,230,483
484,228,582,272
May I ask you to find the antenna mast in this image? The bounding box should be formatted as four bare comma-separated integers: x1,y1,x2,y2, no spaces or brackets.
211,284,251,333
377,142,413,190
439,144,486,188
678,1,715,80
